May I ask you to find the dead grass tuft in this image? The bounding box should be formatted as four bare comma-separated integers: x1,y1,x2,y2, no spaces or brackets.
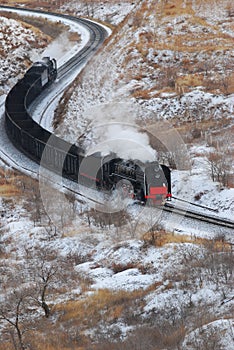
176,73,204,90
0,184,21,197
143,230,193,247
0,167,24,197
24,328,89,350
143,230,233,251
56,288,147,327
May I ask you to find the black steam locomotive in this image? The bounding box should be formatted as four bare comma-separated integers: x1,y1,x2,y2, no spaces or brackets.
5,57,171,205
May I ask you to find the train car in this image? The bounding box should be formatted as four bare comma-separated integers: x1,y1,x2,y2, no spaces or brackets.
24,57,57,106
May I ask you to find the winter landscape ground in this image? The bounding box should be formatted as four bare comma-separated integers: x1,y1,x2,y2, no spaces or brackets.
0,1,233,349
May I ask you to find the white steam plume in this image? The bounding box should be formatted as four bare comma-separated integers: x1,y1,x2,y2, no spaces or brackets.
30,32,74,62
83,101,157,163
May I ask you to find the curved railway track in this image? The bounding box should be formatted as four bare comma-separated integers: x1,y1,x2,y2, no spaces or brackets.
0,5,108,77
1,6,234,232
164,202,234,230
0,5,109,207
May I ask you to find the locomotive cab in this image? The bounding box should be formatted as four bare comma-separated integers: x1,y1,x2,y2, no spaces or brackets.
144,162,171,205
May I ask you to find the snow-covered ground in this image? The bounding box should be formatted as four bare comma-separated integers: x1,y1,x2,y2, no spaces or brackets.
0,1,233,348
1,192,233,346
61,0,136,26
54,0,234,224
0,14,49,94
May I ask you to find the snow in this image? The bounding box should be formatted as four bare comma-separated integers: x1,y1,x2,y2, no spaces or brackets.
0,15,48,94
93,268,155,291
182,319,234,350
75,260,155,292
172,165,234,221
0,2,234,346
61,0,136,26
143,90,234,121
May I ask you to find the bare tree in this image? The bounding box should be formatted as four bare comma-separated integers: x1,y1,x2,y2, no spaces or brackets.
23,250,59,319
207,150,232,187
226,2,234,17
24,248,81,319
21,177,43,226
36,259,58,318
206,132,233,187
0,289,30,350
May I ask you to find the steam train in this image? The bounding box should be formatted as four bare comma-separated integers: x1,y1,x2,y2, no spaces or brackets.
5,57,171,205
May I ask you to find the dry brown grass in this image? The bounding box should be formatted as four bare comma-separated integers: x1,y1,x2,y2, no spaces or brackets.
143,230,195,247
176,73,204,91
1,0,77,10
171,115,233,144
24,327,89,350
0,278,164,349
0,168,23,197
163,0,194,16
0,183,21,197
55,288,147,327
143,229,233,251
2,0,32,3
0,342,13,350
125,0,234,98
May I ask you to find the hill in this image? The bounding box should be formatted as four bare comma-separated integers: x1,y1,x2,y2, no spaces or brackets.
0,1,233,349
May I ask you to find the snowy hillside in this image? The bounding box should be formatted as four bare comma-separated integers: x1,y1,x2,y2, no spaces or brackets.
56,0,234,136
61,0,135,25
0,1,233,350
54,0,234,219
0,14,50,94
0,184,233,349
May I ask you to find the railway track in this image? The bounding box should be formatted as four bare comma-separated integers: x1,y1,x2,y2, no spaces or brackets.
0,6,109,208
57,18,107,78
0,134,104,208
1,126,233,230
1,6,234,232
164,202,234,230
0,5,108,77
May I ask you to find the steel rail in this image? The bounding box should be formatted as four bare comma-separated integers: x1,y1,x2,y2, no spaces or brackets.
164,202,234,229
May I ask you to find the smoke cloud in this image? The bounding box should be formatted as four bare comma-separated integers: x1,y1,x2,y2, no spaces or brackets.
83,101,157,162
30,32,74,63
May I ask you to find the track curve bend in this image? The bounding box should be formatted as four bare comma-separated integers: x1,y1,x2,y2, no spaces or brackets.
2,6,108,181
0,5,109,77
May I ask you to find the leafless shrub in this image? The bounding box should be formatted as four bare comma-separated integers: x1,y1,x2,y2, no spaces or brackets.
0,289,33,350
85,207,130,228
91,322,186,350
206,132,233,187
207,151,232,187
194,191,205,201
